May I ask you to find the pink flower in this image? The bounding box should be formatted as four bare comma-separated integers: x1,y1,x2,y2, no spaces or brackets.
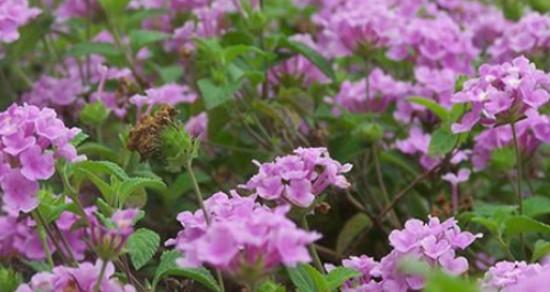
243,147,352,208
0,169,39,213
0,0,41,44
167,192,320,277
184,112,208,141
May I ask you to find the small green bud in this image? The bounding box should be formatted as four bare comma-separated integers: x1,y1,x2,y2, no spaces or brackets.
354,123,384,143
80,102,110,126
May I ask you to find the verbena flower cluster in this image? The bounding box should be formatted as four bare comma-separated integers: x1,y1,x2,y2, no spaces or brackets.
0,0,549,290
243,147,352,208
0,104,84,213
335,217,481,291
167,191,321,275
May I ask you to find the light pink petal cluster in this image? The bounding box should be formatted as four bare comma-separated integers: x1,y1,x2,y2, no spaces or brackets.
167,192,320,275
338,217,481,291
16,260,136,292
0,0,41,44
481,261,550,291
0,104,85,213
243,147,352,208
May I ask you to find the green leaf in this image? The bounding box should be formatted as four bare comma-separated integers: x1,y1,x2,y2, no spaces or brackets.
157,65,184,83
129,29,169,49
98,0,130,15
71,132,89,147
5,15,53,59
0,266,23,292
408,96,449,121
429,125,458,156
489,147,516,171
66,42,122,58
326,267,360,291
528,0,550,12
37,190,69,224
532,240,550,261
287,264,316,292
73,160,129,180
523,196,550,218
74,167,115,203
77,142,119,162
504,215,550,236
336,213,371,256
224,45,266,63
153,250,220,292
282,39,335,81
257,280,286,292
287,264,329,292
127,228,160,270
424,271,479,292
117,177,166,207
198,78,240,110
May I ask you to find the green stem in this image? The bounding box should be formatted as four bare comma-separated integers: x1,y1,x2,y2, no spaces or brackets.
372,145,401,228
185,160,225,292
300,216,325,273
510,122,526,257
510,122,523,215
94,260,109,292
33,213,54,268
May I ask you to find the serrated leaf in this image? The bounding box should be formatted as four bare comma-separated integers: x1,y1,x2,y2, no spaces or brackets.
71,132,89,147
503,215,550,236
336,213,371,256
129,29,169,49
429,125,458,156
74,168,115,204
408,96,449,121
198,78,240,110
257,280,286,292
326,267,360,291
73,160,129,180
287,264,328,292
66,42,122,58
153,250,221,291
424,271,479,292
117,177,166,207
523,196,550,218
77,142,119,162
98,0,130,15
532,240,550,261
0,266,23,291
282,39,335,81
127,228,160,270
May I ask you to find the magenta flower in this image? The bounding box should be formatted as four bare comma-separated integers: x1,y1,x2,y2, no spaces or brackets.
167,192,320,277
0,0,41,44
185,112,208,141
482,261,550,291
0,169,39,213
0,104,84,213
451,56,550,134
90,208,140,259
16,260,136,292
243,147,352,208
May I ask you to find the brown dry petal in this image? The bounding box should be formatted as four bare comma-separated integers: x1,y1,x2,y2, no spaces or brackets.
127,105,178,160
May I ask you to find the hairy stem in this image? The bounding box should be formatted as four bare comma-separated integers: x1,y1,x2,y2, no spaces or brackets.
300,216,325,273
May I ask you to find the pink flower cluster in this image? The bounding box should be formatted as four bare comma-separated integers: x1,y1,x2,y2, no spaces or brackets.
167,192,320,275
269,34,330,86
243,147,352,208
131,83,198,115
329,68,411,115
0,104,84,213
90,208,140,257
489,13,550,63
184,112,208,141
16,260,136,292
481,261,550,291
451,56,550,134
338,217,481,291
0,0,40,44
